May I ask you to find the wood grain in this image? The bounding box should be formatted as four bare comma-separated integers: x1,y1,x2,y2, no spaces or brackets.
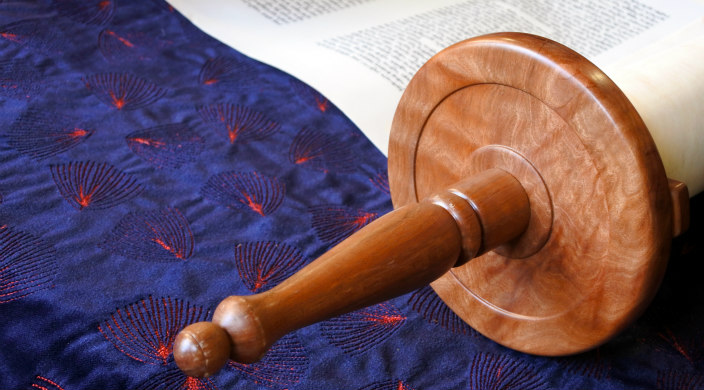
390,32,672,355
174,32,679,377
669,178,690,237
174,168,530,377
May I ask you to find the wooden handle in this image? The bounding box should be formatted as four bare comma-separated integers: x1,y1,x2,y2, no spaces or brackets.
173,168,530,377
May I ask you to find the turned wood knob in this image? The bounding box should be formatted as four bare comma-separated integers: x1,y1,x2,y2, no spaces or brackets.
172,322,230,377
389,32,677,356
174,169,530,377
174,32,688,378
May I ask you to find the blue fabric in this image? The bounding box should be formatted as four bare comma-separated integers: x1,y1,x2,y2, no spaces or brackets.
0,1,703,389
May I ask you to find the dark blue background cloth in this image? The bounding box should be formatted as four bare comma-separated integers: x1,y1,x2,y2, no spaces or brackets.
0,1,703,389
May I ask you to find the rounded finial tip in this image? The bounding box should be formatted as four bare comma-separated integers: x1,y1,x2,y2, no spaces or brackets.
173,321,231,378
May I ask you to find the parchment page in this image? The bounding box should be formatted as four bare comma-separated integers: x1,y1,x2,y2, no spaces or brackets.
169,0,704,157
605,19,704,194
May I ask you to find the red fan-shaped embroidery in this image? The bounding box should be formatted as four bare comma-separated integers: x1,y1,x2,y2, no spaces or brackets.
0,60,42,100
126,123,204,168
0,226,57,304
98,208,194,263
0,19,62,54
197,103,280,144
657,369,704,390
370,169,390,194
469,353,549,390
83,73,166,110
228,333,309,387
98,296,209,365
5,109,93,160
408,286,475,336
657,327,702,363
28,375,66,390
289,127,356,173
202,171,285,216
289,78,329,112
558,349,609,380
0,24,26,46
54,0,115,26
234,241,305,293
198,56,251,86
138,366,219,390
321,302,406,355
98,29,161,63
359,380,416,390
309,205,377,246
50,161,143,210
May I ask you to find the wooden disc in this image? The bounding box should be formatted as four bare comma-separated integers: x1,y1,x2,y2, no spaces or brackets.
388,33,672,355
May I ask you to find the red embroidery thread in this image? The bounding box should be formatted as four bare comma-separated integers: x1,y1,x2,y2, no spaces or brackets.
558,348,610,380
656,369,704,390
137,366,219,390
0,60,42,100
98,208,194,263
370,169,390,194
234,241,306,293
202,171,285,216
469,353,548,390
321,302,406,355
197,103,280,145
198,56,251,86
5,109,93,160
289,78,329,112
98,29,144,62
83,73,166,110
30,375,66,390
289,127,356,173
309,205,377,246
55,0,115,26
98,296,209,365
0,20,61,53
50,161,143,210
358,380,416,390
0,226,57,304
408,286,476,336
658,327,698,362
126,123,204,168
228,333,309,386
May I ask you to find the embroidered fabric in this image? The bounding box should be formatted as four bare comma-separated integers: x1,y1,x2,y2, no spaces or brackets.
0,1,703,389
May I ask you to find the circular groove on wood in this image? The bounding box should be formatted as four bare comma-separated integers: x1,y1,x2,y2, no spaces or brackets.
467,144,553,259
388,33,672,355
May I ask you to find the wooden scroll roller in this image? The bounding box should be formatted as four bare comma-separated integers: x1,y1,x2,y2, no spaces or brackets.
173,32,694,377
